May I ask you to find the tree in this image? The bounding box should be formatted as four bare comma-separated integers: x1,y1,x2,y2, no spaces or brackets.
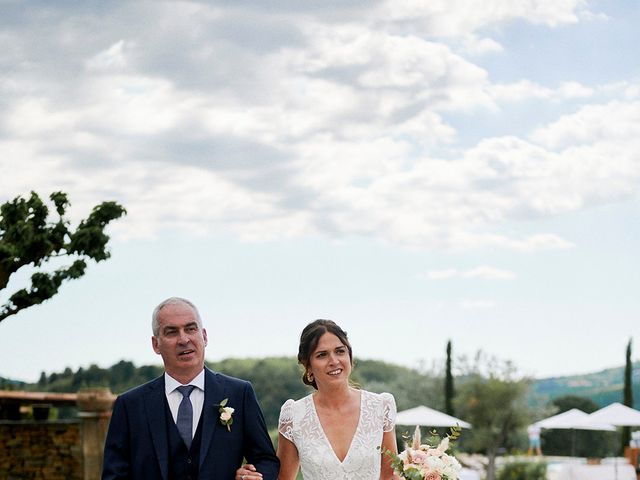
455,354,530,480
0,191,126,323
37,371,47,388
445,340,455,416
622,338,633,453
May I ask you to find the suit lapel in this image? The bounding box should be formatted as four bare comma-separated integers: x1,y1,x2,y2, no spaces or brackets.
199,368,226,470
144,376,170,480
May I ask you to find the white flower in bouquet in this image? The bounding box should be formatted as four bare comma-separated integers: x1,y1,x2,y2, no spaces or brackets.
386,425,462,480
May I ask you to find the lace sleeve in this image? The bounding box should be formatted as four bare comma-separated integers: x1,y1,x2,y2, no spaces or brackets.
381,392,397,432
278,399,295,441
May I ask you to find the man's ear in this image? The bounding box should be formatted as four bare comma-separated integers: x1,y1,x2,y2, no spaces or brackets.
202,328,208,347
152,335,161,354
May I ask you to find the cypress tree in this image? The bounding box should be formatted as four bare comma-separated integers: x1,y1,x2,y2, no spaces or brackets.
622,338,633,454
445,340,454,416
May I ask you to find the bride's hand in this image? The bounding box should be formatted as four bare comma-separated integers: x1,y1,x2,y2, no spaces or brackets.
235,463,263,480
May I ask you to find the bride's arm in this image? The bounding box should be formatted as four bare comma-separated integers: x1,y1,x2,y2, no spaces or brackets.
380,429,399,480
276,433,300,480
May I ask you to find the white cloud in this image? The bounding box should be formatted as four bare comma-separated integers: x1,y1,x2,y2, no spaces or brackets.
461,36,504,55
376,0,583,35
504,234,575,251
426,266,515,280
489,80,594,104
0,1,636,253
558,81,594,99
531,100,640,149
490,80,554,102
464,266,515,279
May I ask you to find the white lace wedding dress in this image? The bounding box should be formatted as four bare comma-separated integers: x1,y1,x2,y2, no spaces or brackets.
278,390,396,480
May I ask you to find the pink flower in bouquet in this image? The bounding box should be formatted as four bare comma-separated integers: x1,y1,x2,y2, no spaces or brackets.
411,450,429,464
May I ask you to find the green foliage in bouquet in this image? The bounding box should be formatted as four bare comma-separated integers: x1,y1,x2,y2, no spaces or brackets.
496,461,546,480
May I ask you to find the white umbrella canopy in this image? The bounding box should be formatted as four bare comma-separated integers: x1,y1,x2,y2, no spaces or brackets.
585,402,640,427
395,405,472,429
534,408,615,431
533,407,615,457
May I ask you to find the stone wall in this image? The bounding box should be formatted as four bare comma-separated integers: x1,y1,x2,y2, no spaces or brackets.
0,420,83,480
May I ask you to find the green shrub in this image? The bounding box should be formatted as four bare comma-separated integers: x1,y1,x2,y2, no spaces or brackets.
497,461,546,480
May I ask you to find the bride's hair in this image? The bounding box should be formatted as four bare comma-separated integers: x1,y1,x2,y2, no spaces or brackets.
298,319,353,389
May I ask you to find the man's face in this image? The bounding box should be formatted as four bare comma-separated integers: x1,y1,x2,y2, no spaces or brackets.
152,302,208,382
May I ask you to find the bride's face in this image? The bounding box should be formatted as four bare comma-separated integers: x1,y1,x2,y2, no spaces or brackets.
308,332,352,388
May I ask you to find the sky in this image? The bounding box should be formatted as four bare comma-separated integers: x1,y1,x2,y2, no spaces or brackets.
1,0,639,383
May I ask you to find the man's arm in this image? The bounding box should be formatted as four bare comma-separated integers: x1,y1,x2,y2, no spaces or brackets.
241,383,280,480
102,396,131,480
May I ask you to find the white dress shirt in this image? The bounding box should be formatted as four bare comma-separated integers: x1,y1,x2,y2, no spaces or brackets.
164,369,205,439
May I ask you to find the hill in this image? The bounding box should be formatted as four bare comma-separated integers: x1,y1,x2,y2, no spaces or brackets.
530,361,640,409
2,358,637,426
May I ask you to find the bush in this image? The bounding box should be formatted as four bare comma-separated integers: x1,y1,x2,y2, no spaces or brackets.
497,461,546,480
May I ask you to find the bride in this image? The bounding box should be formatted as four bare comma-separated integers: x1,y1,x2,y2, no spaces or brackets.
236,319,398,480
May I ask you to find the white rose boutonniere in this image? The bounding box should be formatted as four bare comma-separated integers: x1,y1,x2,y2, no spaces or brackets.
217,398,234,431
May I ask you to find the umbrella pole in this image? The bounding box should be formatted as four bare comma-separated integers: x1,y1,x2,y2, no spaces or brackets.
571,429,576,457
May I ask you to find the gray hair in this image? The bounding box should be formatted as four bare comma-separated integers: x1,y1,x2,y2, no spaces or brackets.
151,297,202,336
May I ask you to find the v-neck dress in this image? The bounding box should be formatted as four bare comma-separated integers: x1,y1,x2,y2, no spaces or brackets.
278,390,396,480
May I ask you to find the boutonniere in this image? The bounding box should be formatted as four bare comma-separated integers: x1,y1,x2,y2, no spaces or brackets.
216,398,234,431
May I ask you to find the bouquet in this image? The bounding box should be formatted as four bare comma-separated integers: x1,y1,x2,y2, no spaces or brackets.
387,425,462,480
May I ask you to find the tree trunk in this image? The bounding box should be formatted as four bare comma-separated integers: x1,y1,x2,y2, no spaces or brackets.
486,447,497,480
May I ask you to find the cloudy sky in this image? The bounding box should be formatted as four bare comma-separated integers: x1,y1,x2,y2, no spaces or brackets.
1,0,639,383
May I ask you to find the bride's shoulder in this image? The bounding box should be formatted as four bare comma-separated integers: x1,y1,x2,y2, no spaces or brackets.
361,390,397,408
281,393,312,410
362,389,395,401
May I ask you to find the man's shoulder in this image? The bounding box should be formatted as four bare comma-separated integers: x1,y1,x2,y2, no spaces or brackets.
206,368,253,392
116,375,163,401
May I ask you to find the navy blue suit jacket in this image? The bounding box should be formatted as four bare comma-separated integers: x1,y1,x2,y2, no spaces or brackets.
102,368,279,480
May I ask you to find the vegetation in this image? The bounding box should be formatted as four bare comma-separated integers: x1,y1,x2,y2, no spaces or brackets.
0,191,126,323
455,355,530,480
25,356,442,428
530,362,640,409
497,460,546,480
445,340,454,416
622,338,633,453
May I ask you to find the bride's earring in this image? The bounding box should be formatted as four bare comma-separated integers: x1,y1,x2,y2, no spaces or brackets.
306,371,314,382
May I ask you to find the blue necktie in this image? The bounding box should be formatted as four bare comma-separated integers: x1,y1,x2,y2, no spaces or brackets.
176,385,196,449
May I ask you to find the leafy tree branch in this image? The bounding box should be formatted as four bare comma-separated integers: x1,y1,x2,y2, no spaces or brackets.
0,191,126,323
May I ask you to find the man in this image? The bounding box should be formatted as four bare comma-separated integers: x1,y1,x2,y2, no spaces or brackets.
527,423,542,456
102,297,279,480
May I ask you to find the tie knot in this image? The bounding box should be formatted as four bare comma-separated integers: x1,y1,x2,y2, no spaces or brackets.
176,385,196,398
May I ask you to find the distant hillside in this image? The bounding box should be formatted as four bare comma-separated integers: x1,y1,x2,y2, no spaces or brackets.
0,377,26,389
3,359,638,423
530,361,640,409
3,357,441,428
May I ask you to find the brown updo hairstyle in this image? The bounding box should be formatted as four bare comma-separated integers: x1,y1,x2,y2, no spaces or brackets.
297,319,353,390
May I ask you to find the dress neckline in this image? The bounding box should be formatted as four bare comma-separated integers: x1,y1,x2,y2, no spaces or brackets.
309,389,364,465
